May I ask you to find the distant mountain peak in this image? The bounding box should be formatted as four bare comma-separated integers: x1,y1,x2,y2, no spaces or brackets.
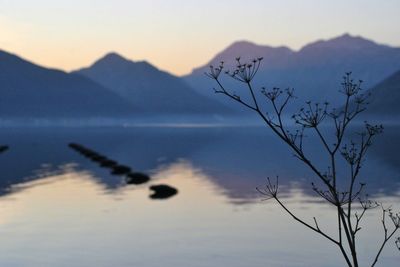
330,33,377,45
103,52,126,59
300,33,384,51
85,52,157,72
94,52,130,66
226,40,261,50
222,40,292,54
0,48,137,118
75,51,230,115
188,39,293,74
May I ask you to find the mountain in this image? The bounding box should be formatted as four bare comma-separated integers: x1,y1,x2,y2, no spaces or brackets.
365,70,400,116
74,53,229,115
190,40,293,74
0,50,137,119
184,34,400,113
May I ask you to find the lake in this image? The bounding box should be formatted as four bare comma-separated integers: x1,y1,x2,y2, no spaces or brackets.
0,125,398,267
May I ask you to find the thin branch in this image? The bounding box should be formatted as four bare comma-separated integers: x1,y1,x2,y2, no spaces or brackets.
371,208,400,267
206,60,398,267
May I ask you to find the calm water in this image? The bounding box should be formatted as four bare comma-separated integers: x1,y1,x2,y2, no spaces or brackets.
0,126,399,267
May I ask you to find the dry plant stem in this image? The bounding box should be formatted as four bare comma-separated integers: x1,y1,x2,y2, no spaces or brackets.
273,195,353,266
396,237,400,250
370,208,399,267
207,60,399,267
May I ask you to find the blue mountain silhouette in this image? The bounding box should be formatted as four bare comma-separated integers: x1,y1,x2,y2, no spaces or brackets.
185,34,400,114
0,50,137,119
75,53,230,115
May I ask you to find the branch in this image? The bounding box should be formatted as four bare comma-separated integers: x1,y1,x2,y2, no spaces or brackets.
370,207,400,267
206,61,392,267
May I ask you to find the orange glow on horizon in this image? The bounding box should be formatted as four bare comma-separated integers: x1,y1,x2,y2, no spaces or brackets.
0,0,399,76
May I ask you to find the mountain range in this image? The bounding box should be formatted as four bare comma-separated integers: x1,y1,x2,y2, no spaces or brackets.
184,34,400,114
0,33,399,122
0,50,228,122
0,50,136,119
74,53,227,115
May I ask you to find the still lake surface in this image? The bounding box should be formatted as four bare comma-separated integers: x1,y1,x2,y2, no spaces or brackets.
0,125,398,267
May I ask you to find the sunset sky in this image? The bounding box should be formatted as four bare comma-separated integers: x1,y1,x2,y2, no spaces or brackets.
1,0,399,76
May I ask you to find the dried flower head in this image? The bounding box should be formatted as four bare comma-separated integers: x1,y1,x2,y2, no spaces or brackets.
225,57,263,83
205,61,224,80
256,176,279,200
340,72,363,96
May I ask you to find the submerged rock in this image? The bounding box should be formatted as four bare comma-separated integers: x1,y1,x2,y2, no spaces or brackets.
111,165,131,175
99,159,117,167
68,144,153,190
0,145,9,153
68,143,86,152
89,155,107,162
68,143,79,149
149,184,178,199
125,172,150,185
81,151,97,157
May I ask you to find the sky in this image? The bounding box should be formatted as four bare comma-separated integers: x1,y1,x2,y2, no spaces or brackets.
0,0,399,76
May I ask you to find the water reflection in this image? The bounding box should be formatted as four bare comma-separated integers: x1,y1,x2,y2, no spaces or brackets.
0,125,398,265
0,159,398,267
0,126,399,202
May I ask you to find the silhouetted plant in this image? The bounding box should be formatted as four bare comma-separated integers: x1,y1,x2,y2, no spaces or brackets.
206,58,399,267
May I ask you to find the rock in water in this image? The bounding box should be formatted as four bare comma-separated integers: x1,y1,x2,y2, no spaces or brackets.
126,172,151,185
149,184,178,199
89,155,107,162
99,159,117,168
0,145,9,153
111,165,131,175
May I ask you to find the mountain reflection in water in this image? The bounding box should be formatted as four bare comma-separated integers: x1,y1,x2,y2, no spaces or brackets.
0,126,398,201
0,126,398,267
